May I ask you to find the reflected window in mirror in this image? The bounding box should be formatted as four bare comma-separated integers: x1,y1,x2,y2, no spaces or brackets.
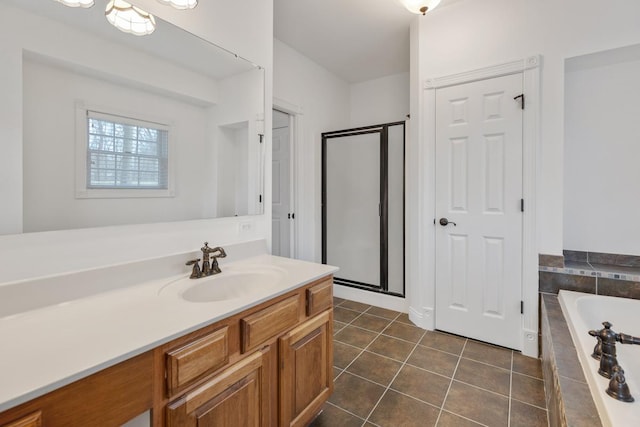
75,105,175,199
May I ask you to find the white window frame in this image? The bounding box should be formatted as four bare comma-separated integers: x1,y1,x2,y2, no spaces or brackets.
75,101,176,199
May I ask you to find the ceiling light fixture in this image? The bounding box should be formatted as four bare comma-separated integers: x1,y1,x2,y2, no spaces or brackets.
55,0,95,8
105,0,156,36
156,0,198,10
399,0,441,15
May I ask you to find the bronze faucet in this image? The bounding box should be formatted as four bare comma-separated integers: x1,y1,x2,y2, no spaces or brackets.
186,242,227,279
589,321,640,403
589,321,640,378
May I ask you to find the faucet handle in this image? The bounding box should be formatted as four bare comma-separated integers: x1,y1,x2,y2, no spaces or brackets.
618,333,640,345
211,246,227,258
186,259,202,279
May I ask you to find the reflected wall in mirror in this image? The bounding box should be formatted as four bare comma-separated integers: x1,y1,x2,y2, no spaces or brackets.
564,43,640,256
1,0,265,234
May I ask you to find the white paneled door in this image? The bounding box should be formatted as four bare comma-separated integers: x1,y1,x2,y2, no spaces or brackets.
435,73,524,350
272,110,291,257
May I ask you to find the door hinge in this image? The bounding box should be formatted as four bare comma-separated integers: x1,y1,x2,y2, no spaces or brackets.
520,301,524,314
259,134,264,143
259,194,262,203
514,94,525,110
520,198,524,212
292,213,295,219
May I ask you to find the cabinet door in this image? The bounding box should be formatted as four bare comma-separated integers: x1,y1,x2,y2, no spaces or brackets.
279,310,333,427
167,347,271,427
2,412,41,427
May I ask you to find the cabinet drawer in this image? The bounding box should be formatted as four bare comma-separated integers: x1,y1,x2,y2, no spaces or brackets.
166,326,229,395
241,295,299,353
306,279,333,317
2,412,42,427
166,348,270,427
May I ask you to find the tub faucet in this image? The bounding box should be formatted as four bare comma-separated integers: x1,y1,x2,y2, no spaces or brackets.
185,242,227,279
618,332,640,346
589,322,620,378
589,321,640,379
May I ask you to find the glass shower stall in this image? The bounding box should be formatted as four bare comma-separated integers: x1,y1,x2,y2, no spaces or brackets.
321,121,405,297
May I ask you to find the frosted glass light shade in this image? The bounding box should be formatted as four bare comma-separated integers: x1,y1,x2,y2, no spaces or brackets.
156,0,198,10
55,0,94,8
398,0,441,15
105,0,156,36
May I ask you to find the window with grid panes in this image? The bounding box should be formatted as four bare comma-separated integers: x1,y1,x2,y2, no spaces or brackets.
86,110,169,190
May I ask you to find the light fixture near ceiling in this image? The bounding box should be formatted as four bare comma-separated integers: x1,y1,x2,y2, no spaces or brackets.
105,0,156,36
399,0,441,15
157,0,198,10
54,0,198,36
55,0,95,7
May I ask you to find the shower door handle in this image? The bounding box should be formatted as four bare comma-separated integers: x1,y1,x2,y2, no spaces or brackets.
439,218,457,227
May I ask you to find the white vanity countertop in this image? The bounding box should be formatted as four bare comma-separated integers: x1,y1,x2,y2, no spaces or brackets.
0,251,338,412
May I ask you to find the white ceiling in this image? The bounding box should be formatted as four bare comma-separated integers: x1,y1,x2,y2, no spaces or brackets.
274,0,460,84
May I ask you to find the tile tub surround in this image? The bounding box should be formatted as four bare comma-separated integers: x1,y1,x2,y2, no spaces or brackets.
539,254,565,268
564,250,640,268
538,251,640,299
313,298,548,427
541,294,602,427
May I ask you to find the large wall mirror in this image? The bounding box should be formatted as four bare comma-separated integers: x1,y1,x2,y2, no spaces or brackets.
564,43,640,256
1,0,265,234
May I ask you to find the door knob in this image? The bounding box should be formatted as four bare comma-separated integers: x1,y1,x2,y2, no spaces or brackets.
439,218,457,227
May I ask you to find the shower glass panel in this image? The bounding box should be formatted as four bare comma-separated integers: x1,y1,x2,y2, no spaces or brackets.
322,121,405,297
325,133,381,287
387,125,404,295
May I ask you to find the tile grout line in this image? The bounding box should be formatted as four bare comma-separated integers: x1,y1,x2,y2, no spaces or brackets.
439,409,489,426
332,302,548,425
333,305,403,384
337,308,405,426
434,338,467,426
508,350,514,427
322,401,369,424
333,309,372,376
360,325,428,425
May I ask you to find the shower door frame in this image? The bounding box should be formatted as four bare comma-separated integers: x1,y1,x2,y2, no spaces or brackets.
321,121,405,297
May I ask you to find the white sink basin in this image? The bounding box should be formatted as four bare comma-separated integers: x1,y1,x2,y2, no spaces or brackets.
159,265,288,302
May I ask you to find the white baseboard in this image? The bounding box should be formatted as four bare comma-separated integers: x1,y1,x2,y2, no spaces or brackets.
408,306,435,330
333,284,409,313
522,328,539,358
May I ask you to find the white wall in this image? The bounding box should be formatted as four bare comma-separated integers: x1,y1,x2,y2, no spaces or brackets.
409,0,640,353
22,58,211,232
564,51,640,256
213,69,266,218
0,0,273,282
350,72,409,127
273,39,350,262
273,41,409,310
416,0,640,256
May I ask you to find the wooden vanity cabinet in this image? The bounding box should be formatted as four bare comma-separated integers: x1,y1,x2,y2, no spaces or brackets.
166,347,272,427
0,275,333,427
163,276,334,427
1,412,41,427
0,352,153,427
279,310,333,427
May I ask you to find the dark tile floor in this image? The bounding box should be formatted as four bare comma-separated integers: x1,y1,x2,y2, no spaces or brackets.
311,298,548,427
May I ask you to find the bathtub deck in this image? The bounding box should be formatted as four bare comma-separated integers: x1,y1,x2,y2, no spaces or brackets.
541,293,602,426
